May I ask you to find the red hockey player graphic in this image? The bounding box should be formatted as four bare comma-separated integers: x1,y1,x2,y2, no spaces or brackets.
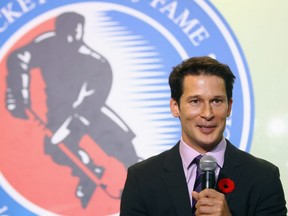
4,12,139,213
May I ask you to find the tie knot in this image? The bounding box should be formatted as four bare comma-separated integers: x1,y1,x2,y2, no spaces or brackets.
193,155,203,165
188,155,203,168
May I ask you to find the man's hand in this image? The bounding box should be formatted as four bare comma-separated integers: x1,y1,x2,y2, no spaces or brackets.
192,189,231,216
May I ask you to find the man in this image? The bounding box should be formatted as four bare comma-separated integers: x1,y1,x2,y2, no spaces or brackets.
120,56,287,215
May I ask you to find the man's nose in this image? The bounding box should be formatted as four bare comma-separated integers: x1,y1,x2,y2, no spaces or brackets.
201,103,214,120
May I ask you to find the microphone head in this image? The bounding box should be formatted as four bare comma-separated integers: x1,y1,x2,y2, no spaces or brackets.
199,155,217,172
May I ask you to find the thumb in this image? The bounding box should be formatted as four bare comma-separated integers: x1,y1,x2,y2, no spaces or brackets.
192,191,199,201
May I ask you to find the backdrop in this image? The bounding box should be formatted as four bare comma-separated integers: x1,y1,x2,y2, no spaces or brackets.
211,0,288,205
0,0,287,215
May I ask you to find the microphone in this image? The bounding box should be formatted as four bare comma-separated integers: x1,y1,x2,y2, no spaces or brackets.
199,155,217,190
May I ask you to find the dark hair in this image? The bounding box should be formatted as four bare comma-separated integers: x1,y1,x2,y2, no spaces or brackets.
169,56,236,104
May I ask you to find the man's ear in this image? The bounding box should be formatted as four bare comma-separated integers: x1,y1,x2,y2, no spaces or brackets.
170,99,180,117
227,98,233,117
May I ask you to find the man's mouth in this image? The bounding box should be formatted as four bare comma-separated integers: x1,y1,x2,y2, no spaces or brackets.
198,125,216,134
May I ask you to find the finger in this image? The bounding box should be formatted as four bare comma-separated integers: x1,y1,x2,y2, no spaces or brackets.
192,191,199,201
195,197,213,208
195,192,229,215
196,202,227,216
197,188,220,199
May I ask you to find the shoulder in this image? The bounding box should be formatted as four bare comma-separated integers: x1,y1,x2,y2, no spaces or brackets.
225,141,287,215
226,140,279,174
129,149,169,172
128,143,179,176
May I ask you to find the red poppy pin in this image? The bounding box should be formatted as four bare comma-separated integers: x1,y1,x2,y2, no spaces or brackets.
218,178,235,193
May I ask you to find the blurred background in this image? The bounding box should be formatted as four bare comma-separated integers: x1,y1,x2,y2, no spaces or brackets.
211,0,288,202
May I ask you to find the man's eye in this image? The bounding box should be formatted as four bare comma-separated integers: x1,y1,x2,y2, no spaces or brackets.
190,99,199,104
213,99,222,104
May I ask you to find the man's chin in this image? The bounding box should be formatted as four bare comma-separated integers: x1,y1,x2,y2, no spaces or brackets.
197,140,219,152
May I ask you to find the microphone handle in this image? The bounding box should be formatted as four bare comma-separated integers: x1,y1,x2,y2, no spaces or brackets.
202,170,215,190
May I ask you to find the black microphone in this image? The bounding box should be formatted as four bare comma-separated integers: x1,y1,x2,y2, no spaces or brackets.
199,155,217,190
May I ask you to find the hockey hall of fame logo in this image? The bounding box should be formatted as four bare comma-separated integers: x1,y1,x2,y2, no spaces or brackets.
0,0,254,215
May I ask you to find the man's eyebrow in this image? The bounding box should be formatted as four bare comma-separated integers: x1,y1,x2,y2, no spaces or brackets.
186,95,200,99
213,95,226,98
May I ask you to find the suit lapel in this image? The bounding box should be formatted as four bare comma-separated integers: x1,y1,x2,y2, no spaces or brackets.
162,143,192,215
216,140,243,203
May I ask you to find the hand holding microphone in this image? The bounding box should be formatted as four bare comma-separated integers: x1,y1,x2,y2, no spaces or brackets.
192,155,231,216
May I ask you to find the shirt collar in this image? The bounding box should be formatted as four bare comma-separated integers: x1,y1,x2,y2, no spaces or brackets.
179,137,226,169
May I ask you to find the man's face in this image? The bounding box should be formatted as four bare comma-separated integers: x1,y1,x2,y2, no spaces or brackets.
170,75,232,153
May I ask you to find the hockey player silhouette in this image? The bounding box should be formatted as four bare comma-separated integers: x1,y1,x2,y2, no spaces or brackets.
5,12,139,208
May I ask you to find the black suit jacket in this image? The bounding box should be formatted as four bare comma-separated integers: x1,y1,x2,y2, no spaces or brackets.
120,140,287,216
